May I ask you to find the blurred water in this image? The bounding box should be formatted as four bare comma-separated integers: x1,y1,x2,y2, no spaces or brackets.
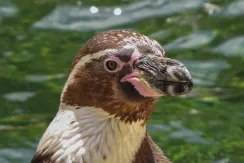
149,29,171,40
212,36,244,56
180,59,229,86
213,0,244,17
0,147,35,163
148,121,216,144
0,0,244,163
164,30,216,51
3,92,35,102
33,0,204,31
26,73,66,83
0,1,17,23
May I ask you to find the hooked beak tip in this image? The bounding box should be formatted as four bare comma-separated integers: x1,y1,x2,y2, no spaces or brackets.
135,55,193,96
167,66,193,85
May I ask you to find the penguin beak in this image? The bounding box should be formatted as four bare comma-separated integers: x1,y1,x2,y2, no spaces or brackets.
121,54,193,97
134,54,193,96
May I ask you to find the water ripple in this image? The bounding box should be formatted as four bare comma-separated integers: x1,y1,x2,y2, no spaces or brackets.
149,29,171,40
213,0,244,17
212,35,244,57
0,148,35,163
32,0,204,31
164,30,216,51
26,73,66,83
0,1,18,23
179,59,230,86
148,121,216,145
3,92,35,102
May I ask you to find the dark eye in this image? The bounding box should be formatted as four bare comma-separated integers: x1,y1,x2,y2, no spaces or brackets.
104,58,122,72
105,60,118,71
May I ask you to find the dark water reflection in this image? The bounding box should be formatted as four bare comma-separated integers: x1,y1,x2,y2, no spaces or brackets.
0,0,244,162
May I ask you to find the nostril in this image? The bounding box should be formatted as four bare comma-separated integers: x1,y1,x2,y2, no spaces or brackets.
160,67,167,74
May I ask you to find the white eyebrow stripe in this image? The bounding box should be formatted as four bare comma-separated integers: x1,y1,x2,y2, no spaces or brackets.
60,49,117,101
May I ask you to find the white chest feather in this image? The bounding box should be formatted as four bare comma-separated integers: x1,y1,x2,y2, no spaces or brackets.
37,106,146,163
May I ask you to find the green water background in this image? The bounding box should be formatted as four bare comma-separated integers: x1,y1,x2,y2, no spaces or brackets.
0,0,243,162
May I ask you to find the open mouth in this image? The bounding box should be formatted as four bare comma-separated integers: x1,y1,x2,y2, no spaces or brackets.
121,71,162,97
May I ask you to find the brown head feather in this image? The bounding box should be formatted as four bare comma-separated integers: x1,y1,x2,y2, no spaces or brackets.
62,30,165,123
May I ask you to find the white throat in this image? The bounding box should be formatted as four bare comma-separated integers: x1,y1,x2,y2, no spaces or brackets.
36,106,146,163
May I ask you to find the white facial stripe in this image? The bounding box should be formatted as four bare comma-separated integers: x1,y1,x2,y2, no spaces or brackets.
60,49,117,101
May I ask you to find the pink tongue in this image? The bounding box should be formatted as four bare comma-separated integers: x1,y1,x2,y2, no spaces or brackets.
121,72,162,97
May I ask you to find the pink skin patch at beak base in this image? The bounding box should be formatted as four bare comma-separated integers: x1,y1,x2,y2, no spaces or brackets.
120,70,162,98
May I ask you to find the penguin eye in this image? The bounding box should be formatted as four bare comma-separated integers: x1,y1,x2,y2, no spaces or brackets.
106,60,117,70
104,59,121,72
